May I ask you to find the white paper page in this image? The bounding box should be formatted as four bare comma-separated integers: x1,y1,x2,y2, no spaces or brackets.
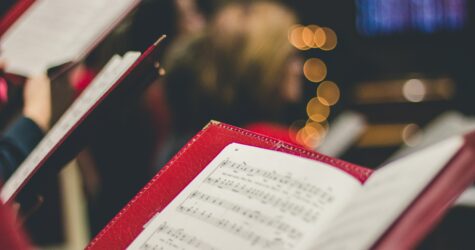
389,111,475,161
0,0,137,76
128,143,362,250
0,52,141,203
454,187,475,207
309,136,463,250
317,111,366,157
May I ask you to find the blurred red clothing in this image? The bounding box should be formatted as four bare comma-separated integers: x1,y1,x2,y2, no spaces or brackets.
0,200,31,250
245,122,299,146
69,65,96,96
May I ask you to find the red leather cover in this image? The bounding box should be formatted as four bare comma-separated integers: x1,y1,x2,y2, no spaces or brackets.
0,0,35,38
87,121,372,250
373,131,475,249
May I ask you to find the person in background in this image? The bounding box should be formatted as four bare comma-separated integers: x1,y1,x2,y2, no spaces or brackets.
0,61,51,182
79,0,211,235
157,0,303,168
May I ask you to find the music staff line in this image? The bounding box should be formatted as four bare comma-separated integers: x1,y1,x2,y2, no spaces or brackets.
140,222,217,250
176,204,288,249
203,176,320,223
219,159,335,203
185,191,303,240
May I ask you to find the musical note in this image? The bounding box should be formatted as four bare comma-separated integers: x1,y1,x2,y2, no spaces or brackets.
217,159,335,203
179,191,303,240
201,159,335,223
139,223,217,250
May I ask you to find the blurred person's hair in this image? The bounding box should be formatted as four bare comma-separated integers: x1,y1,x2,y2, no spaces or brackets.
164,0,298,132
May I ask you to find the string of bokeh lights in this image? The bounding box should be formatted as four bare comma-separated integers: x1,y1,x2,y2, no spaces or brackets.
288,24,339,149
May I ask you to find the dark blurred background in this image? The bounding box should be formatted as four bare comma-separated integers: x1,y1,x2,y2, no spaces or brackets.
285,0,475,166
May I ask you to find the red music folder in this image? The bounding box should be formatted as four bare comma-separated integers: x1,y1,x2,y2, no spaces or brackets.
0,37,165,204
86,122,475,250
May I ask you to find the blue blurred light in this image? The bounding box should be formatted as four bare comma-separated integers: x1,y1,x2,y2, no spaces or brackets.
356,0,467,36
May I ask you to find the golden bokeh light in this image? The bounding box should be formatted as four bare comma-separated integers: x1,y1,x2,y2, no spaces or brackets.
292,25,339,148
319,27,337,51
296,126,318,148
303,58,327,83
306,120,327,137
296,120,328,148
317,81,340,106
306,97,330,122
302,27,314,48
288,25,310,51
289,120,306,141
289,25,337,51
302,25,320,48
314,27,326,48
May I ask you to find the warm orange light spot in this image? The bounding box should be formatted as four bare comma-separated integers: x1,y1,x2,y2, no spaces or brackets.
306,97,330,122
303,58,327,83
317,81,340,106
289,120,306,141
296,120,328,148
302,25,320,48
314,27,326,48
306,121,327,137
288,25,310,51
302,27,314,48
319,27,337,51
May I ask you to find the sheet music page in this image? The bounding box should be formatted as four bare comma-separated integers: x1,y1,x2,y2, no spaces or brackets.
389,111,475,161
316,111,366,157
309,136,463,250
128,143,362,250
0,0,137,76
0,52,141,202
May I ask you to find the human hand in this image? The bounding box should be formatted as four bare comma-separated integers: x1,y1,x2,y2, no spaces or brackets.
22,75,51,132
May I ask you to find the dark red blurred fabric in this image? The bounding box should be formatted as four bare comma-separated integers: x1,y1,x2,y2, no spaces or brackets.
245,122,299,146
0,200,31,250
0,78,8,104
69,65,96,96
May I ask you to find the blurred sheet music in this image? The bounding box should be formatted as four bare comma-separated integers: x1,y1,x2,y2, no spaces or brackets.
0,0,138,76
316,111,366,157
454,187,475,207
389,111,475,162
311,136,463,250
0,52,141,203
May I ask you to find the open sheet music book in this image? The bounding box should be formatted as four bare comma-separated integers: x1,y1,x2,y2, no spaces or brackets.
0,0,139,76
0,36,164,203
87,122,475,250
